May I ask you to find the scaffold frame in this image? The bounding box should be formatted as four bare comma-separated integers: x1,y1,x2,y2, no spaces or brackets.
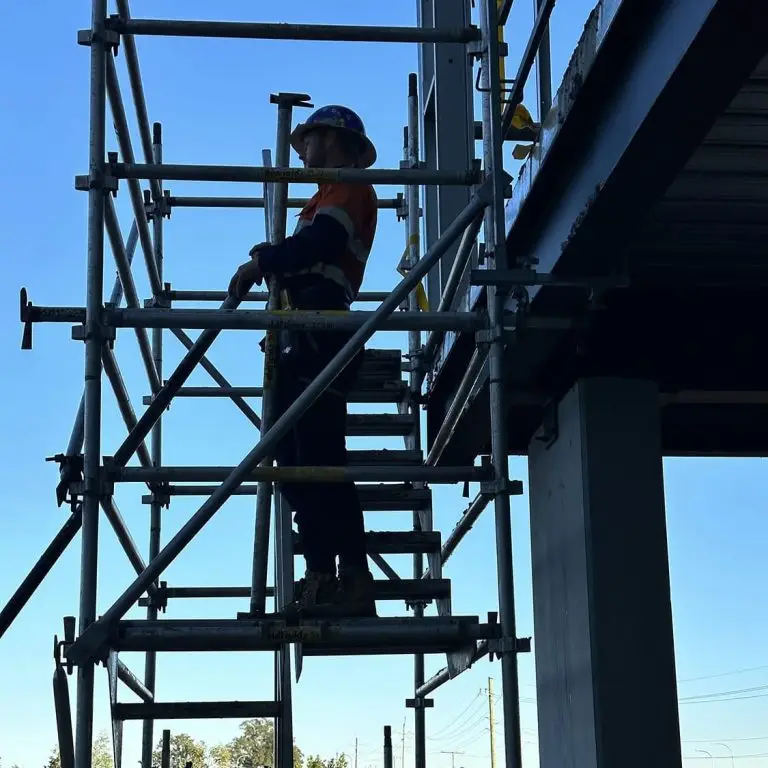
2,2,557,768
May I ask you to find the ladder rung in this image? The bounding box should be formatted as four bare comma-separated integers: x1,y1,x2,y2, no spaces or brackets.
293,531,440,555
346,413,414,436
113,616,494,654
112,701,280,720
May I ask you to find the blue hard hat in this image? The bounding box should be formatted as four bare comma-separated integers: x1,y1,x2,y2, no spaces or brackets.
290,104,377,168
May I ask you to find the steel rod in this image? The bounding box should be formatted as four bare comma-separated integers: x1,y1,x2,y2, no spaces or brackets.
415,640,489,697
67,187,490,665
101,498,159,602
168,195,402,210
104,195,161,392
113,465,488,484
111,294,243,469
161,731,170,768
114,701,281,720
54,663,76,768
170,328,261,429
65,223,139,460
111,162,480,186
426,347,488,466
102,346,152,468
143,120,164,768
480,0,524,763
370,553,401,581
75,2,107,766
109,18,480,43
167,289,391,303
116,659,154,703
250,99,293,617
105,55,162,295
384,727,393,768
114,0,161,201
0,506,82,639
420,211,484,382
107,308,484,332
500,0,557,136
113,617,496,653
533,0,553,120
426,493,493,576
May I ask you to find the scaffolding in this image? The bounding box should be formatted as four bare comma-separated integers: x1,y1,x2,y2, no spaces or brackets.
2,1,557,768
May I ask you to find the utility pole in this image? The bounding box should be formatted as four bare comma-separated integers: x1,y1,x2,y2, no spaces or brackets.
401,718,406,768
488,678,496,768
439,751,464,768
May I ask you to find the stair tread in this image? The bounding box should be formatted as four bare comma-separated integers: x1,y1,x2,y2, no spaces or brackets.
346,413,414,436
292,530,440,555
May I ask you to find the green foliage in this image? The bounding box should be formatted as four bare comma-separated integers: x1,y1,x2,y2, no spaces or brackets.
152,734,208,768
92,732,114,768
306,754,349,768
46,751,62,768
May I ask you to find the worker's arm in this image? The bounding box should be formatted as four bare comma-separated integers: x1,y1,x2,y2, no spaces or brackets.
255,212,348,277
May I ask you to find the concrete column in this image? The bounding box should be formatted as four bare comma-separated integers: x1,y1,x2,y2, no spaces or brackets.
527,378,681,768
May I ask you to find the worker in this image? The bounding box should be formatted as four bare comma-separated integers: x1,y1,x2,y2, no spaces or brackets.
229,105,378,618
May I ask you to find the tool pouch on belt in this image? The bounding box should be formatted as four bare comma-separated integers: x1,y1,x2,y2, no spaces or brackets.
273,283,363,390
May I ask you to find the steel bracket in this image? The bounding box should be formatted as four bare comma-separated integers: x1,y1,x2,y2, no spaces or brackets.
54,616,77,674
144,188,172,220
475,324,502,346
488,636,531,659
405,697,434,710
77,26,120,54
75,161,119,197
71,323,116,346
145,581,169,612
145,286,172,310
141,484,171,508
46,452,84,508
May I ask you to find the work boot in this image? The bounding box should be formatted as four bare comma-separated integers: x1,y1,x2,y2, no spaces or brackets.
332,566,378,618
283,571,337,619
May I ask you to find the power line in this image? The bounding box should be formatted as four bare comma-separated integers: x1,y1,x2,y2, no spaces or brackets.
427,692,484,739
679,665,768,684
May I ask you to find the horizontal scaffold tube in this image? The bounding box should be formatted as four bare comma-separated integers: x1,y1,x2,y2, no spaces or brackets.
108,18,480,44
168,196,402,210
110,465,490,484
110,162,481,187
167,289,392,303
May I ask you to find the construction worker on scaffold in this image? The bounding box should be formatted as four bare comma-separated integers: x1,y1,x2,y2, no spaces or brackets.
229,105,378,619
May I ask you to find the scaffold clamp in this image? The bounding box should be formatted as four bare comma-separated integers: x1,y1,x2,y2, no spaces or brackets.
406,697,434,710
77,26,120,54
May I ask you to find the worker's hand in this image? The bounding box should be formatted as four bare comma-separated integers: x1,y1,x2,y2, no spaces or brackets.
228,259,264,300
249,241,271,260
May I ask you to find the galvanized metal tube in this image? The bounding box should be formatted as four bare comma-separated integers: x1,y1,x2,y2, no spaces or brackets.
419,212,484,381
534,0,553,119
114,0,161,201
67,188,490,664
104,195,161,392
500,0,557,135
104,308,483,332
425,347,488,467
480,0,523,763
415,640,489,697
168,196,402,210
102,346,152,468
112,465,489,484
435,493,493,572
66,223,139,459
161,730,170,768
100,498,158,601
117,701,281,720
250,103,292,617
117,659,153,703
105,55,162,295
111,294,241,468
142,121,164,768
0,507,82,639
170,328,261,428
168,289,391,303
110,18,480,43
113,162,480,187
54,663,76,768
75,1,107,766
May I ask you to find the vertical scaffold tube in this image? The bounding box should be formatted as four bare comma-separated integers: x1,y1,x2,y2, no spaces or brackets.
75,2,107,768
478,1,523,768
142,121,164,768
250,97,293,615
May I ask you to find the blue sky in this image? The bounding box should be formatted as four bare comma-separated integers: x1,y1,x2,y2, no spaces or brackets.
1,2,767,767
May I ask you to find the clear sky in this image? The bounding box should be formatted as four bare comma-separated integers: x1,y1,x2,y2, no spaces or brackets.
1,2,767,768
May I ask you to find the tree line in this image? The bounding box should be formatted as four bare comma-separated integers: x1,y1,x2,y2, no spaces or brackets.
36,720,348,768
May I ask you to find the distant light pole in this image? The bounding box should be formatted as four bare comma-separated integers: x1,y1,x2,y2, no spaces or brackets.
696,749,714,766
714,742,735,768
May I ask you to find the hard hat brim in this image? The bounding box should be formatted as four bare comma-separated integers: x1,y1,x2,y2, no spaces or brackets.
290,122,377,169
